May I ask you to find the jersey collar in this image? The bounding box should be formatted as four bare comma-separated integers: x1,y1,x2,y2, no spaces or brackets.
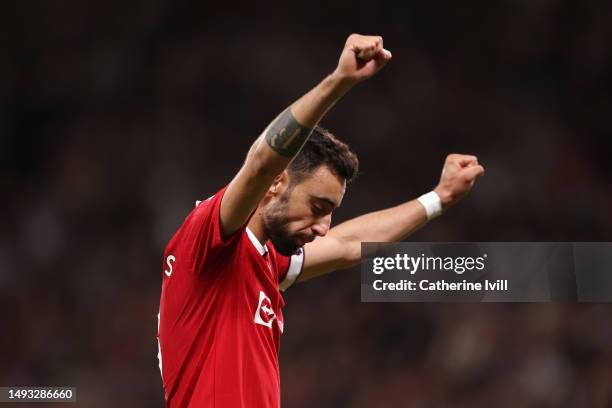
246,227,269,256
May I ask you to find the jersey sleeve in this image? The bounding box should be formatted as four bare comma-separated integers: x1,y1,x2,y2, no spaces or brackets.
278,247,305,292
179,185,247,276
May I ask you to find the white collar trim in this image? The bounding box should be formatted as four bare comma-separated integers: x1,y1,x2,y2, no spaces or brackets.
246,227,268,256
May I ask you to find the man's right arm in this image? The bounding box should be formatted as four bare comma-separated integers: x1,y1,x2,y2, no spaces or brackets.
219,34,392,239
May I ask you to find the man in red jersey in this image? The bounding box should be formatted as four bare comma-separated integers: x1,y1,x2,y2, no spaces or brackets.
157,34,484,407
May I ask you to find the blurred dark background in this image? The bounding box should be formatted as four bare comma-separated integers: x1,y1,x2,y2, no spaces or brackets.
1,0,611,406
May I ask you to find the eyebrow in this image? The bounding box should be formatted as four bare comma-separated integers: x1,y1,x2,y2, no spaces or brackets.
310,195,339,209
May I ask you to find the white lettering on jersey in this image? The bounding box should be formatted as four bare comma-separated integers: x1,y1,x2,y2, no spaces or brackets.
164,255,176,277
254,290,276,328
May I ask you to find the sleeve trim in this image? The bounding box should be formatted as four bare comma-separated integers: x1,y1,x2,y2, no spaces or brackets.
279,248,305,292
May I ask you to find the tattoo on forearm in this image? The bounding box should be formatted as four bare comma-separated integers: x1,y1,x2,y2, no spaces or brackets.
265,108,312,157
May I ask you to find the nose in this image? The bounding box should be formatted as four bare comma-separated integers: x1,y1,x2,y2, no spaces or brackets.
311,215,331,237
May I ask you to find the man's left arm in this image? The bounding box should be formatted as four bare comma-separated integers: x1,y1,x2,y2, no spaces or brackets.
299,154,485,281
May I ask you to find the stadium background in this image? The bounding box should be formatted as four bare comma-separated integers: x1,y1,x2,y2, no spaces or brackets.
1,0,611,406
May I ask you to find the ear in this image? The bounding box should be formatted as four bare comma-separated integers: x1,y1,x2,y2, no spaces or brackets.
269,170,289,194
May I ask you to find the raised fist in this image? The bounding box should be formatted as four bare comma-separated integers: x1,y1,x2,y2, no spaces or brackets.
334,34,392,84
434,154,485,209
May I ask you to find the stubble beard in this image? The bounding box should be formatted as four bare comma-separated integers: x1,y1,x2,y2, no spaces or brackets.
262,193,301,257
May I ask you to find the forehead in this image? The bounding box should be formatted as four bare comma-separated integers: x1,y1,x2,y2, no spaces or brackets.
292,166,346,206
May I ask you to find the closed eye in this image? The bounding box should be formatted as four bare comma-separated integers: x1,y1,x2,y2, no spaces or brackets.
311,205,326,216
309,195,338,216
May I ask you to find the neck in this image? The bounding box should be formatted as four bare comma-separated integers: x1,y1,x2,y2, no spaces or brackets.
247,206,269,245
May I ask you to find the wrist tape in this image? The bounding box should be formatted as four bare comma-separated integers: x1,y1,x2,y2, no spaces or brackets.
417,191,443,220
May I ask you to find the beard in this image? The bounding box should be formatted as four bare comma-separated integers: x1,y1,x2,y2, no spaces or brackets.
262,192,303,257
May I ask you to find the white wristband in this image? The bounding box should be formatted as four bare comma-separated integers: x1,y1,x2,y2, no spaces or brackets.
417,191,443,220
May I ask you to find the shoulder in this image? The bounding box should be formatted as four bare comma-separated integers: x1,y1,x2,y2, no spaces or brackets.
273,246,305,292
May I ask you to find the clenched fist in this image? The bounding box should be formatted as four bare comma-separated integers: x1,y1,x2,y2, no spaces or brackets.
334,34,392,84
434,154,485,209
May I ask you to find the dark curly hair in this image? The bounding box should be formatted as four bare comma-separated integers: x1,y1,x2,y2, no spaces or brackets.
287,126,359,186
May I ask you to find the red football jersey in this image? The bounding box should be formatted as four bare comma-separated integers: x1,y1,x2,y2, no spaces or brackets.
157,186,304,407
